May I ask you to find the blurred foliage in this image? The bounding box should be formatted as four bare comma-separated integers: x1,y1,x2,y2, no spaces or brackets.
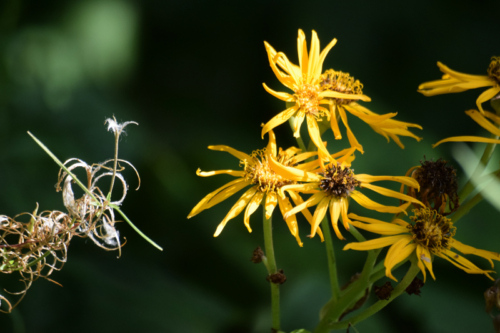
0,0,499,332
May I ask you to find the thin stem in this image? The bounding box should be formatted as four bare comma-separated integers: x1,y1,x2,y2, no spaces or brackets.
348,225,366,242
321,218,341,301
327,257,420,330
451,192,483,223
262,199,280,331
108,130,120,198
458,131,499,204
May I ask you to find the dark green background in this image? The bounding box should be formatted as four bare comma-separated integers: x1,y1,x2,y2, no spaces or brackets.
0,0,499,332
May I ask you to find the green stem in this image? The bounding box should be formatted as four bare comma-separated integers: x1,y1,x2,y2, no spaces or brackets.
327,257,420,330
321,218,341,301
451,192,483,223
263,199,280,331
458,131,499,204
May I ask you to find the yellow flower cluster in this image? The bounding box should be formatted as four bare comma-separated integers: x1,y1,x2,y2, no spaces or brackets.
189,30,500,281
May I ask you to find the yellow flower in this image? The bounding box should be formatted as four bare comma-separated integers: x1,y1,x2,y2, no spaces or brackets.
262,29,422,154
433,109,500,147
344,208,500,281
188,130,324,246
418,57,500,114
268,154,422,240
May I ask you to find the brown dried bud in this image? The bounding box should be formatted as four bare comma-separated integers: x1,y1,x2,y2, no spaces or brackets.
251,246,265,264
485,279,500,313
406,277,424,296
374,281,394,300
267,269,287,284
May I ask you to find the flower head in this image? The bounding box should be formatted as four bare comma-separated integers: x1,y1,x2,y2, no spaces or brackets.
262,30,421,154
268,153,423,240
418,57,500,114
188,130,325,246
344,208,500,281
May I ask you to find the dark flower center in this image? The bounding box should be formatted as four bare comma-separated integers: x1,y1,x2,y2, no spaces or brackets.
319,163,360,197
488,56,500,84
320,70,363,105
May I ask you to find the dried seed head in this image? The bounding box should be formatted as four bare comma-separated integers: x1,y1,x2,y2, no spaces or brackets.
319,163,360,197
266,269,287,284
409,208,456,253
409,158,459,215
320,70,363,105
374,281,394,300
105,116,138,137
488,56,500,84
251,246,265,264
406,277,424,296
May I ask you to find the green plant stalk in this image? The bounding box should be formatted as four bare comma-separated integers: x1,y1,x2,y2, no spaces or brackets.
28,131,163,251
327,257,420,330
451,192,483,223
314,241,379,333
262,200,280,331
321,218,341,301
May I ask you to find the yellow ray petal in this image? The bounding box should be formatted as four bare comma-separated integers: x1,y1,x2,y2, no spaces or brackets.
437,61,494,82
419,80,494,95
433,136,500,148
243,191,264,233
292,111,306,138
269,154,321,182
277,194,303,246
418,76,461,90
306,30,320,84
188,179,249,218
281,183,320,194
288,190,324,241
196,169,245,178
466,109,500,137
344,104,397,124
356,174,420,189
343,235,404,251
297,29,308,77
385,237,415,281
419,245,435,281
294,151,318,163
416,245,428,282
349,221,409,235
214,186,258,237
483,110,500,125
310,197,330,238
320,90,371,102
361,183,423,206
338,106,364,153
452,240,500,269
262,83,295,102
340,197,351,231
329,198,343,239
208,145,252,162
316,37,337,78
350,191,408,214
307,115,331,157
266,129,277,158
264,42,296,90
439,249,494,279
265,191,278,220
329,103,342,139
261,105,299,139
284,192,325,219
477,86,500,113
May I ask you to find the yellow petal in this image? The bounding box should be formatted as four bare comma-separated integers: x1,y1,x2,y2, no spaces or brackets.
292,111,306,138
307,115,331,157
452,240,500,269
277,194,303,246
261,105,299,138
288,190,324,241
196,169,245,178
349,220,409,235
350,191,408,214
320,90,371,102
243,191,264,233
466,109,500,137
477,87,500,114
338,106,364,153
439,249,494,280
268,152,321,182
384,237,415,281
265,191,278,220
433,136,500,148
316,37,337,78
329,198,343,239
343,235,404,251
361,183,423,206
266,129,277,158
262,82,295,102
419,80,493,95
208,145,252,162
306,30,320,84
188,179,249,218
310,197,330,238
417,245,435,281
329,103,342,139
437,61,494,82
264,41,296,90
214,186,258,237
284,192,324,219
356,174,420,189
297,29,308,78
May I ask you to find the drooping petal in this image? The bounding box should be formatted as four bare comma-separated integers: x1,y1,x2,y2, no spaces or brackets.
356,174,420,189
264,41,296,90
343,235,404,251
419,80,494,95
188,179,249,218
261,105,299,138
416,245,435,281
277,194,303,246
266,129,277,158
268,153,321,182
338,106,364,153
316,37,337,78
265,191,278,219
284,192,325,219
320,90,371,102
452,240,500,269
288,190,324,241
329,198,343,239
262,83,295,102
437,61,494,82
433,136,500,148
439,249,494,280
307,114,331,157
329,103,342,139
243,191,264,233
384,236,415,281
208,145,252,162
292,111,306,138
361,183,423,206
196,169,245,178
466,109,500,137
350,191,408,214
349,220,410,236
310,197,330,238
214,186,258,237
